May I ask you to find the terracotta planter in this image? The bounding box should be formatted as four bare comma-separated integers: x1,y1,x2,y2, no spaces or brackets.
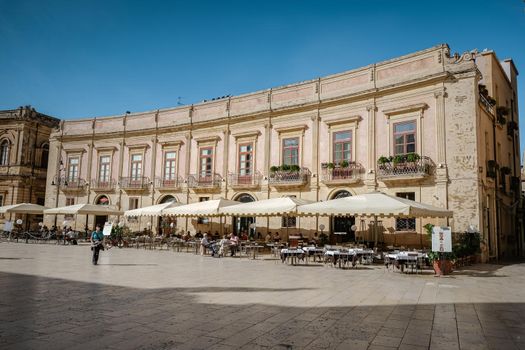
433,260,453,276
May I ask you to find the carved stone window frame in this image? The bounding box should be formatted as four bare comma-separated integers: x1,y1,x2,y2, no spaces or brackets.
274,125,307,166
232,131,260,175
383,103,428,156
324,116,361,164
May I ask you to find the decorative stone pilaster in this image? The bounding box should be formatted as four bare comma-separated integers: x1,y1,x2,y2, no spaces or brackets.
365,104,377,191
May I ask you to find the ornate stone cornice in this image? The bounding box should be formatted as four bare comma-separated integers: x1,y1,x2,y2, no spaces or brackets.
382,103,429,117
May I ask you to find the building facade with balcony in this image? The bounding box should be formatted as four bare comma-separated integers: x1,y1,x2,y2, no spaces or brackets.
0,106,60,228
44,44,521,260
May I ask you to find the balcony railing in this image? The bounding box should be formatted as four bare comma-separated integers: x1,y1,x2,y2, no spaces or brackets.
187,173,222,189
119,176,150,190
479,93,495,115
228,171,263,188
91,179,117,191
56,177,87,192
268,168,310,187
377,156,433,180
321,163,363,184
155,176,184,190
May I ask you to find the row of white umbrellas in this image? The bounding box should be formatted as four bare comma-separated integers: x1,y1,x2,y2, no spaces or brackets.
0,192,453,219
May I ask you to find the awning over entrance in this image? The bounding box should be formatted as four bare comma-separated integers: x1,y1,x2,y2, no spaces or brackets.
220,197,314,217
297,192,453,218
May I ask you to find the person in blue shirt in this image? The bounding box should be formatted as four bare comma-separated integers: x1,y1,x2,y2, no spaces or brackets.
90,225,105,265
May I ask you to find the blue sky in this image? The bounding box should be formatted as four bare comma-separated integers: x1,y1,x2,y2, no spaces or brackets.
1,0,524,150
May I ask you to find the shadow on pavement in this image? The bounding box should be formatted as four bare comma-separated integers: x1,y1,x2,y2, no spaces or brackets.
1,271,524,350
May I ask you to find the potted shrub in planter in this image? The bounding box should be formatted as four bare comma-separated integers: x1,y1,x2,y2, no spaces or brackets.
326,162,335,170
377,156,390,170
270,165,280,173
340,160,349,168
405,152,420,163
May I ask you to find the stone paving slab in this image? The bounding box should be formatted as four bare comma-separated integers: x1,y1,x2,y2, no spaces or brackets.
1,242,525,349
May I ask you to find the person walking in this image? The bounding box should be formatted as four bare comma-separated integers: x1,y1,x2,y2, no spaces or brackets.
90,225,105,265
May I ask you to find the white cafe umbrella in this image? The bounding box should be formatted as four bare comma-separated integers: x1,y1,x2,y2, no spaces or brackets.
124,201,182,217
162,198,240,217
220,197,314,217
0,203,48,215
297,192,452,218
44,204,123,216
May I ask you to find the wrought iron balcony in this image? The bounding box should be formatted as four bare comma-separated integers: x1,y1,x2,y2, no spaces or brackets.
187,173,222,190
377,156,433,182
268,168,310,188
479,93,495,115
54,177,87,192
155,176,184,190
119,176,150,191
91,179,117,191
321,163,363,185
228,171,262,189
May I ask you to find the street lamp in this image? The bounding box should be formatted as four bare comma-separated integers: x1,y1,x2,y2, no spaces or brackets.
51,159,66,243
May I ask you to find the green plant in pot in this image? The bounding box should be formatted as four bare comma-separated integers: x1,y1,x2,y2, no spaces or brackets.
377,156,390,168
280,164,291,171
290,164,301,172
392,154,405,166
326,162,335,170
405,152,420,163
340,160,349,168
270,166,279,173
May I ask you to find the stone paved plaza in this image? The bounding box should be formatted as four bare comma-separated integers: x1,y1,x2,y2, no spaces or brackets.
1,242,524,350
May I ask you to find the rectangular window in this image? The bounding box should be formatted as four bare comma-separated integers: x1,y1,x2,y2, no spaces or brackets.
129,197,139,210
395,192,416,231
164,151,177,181
197,197,209,224
393,121,416,155
67,157,79,181
238,143,253,176
98,155,111,182
282,138,299,165
333,130,352,164
199,147,213,179
130,154,142,181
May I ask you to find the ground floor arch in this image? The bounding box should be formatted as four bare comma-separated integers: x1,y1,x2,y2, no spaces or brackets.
330,190,355,244
232,193,256,238
158,195,177,235
94,195,110,229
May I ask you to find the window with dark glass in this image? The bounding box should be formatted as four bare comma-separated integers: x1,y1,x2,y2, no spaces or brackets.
164,151,177,181
41,144,49,168
130,154,142,181
129,197,139,210
98,155,111,182
67,157,79,182
395,192,416,231
393,121,416,155
282,138,299,165
199,147,213,178
333,131,352,164
0,140,9,166
238,143,253,175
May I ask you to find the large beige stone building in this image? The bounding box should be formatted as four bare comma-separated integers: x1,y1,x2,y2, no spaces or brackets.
0,106,60,228
45,44,521,260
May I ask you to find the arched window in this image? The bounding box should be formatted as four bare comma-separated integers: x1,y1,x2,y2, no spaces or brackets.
159,195,176,204
333,190,351,199
41,144,49,168
96,195,110,206
0,140,9,166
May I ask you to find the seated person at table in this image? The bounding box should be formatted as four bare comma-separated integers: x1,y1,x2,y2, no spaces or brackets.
309,232,319,246
218,235,230,257
240,231,248,241
195,230,203,239
273,232,281,243
200,233,212,255
265,232,272,243
229,233,240,256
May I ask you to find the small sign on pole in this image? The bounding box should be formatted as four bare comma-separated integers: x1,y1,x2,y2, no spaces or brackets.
102,222,113,236
432,226,452,252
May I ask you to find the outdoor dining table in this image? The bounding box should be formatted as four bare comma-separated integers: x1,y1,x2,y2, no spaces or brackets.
280,248,305,265
386,251,428,273
243,243,263,259
324,249,355,268
301,246,324,262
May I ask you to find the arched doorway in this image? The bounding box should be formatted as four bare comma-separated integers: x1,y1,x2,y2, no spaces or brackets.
233,194,255,239
94,195,110,229
158,195,176,236
330,190,355,244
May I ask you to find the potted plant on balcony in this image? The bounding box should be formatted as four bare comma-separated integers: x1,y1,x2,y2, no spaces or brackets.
392,154,405,166
326,162,335,170
405,152,420,163
281,164,291,172
377,156,390,170
270,166,280,173
340,160,349,168
290,164,301,172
